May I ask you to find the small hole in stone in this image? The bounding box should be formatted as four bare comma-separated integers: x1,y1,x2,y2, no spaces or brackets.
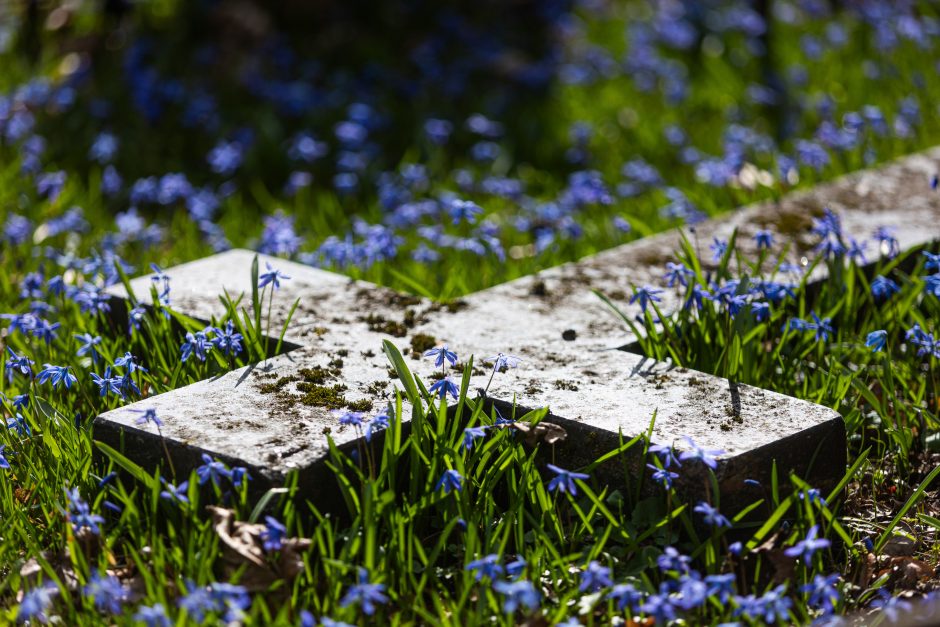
562,329,577,341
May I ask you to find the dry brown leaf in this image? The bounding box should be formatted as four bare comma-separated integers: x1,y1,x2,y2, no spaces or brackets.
207,506,313,592
509,421,568,446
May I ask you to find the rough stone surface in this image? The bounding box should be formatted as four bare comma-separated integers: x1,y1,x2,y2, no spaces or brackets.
94,143,940,508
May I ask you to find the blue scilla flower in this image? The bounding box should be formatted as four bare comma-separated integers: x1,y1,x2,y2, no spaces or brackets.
754,229,775,250
7,414,30,437
435,469,463,494
923,251,940,271
336,411,365,427
90,367,124,398
0,444,10,469
640,591,677,624
663,262,693,288
866,330,887,352
648,442,681,468
258,263,291,290
678,436,724,470
449,199,484,225
160,479,190,505
17,583,58,624
196,454,232,486
461,426,487,451
810,312,834,342
424,345,458,368
630,285,663,313
74,333,102,364
657,546,691,573
261,516,287,552
130,408,162,427
133,603,171,627
694,501,731,528
65,487,104,535
364,412,390,443
37,364,76,389
873,226,900,258
506,557,527,579
340,568,388,616
546,464,590,496
647,463,678,489
733,585,792,623
485,352,522,372
493,580,540,613
710,237,729,261
801,573,841,615
85,572,126,614
429,376,459,401
871,275,899,300
212,320,244,356
784,524,831,565
607,583,642,612
466,554,503,581
180,331,212,362
5,347,33,382
579,560,613,592
705,573,736,603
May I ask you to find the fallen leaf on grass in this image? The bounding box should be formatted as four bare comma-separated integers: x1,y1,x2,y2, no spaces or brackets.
208,506,313,591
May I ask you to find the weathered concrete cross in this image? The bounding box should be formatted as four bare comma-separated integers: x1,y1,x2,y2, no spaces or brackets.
96,148,940,511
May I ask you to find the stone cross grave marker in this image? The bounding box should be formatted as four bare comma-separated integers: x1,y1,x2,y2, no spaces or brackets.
96,147,940,511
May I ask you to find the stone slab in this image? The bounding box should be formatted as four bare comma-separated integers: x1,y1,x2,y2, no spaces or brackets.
93,143,940,508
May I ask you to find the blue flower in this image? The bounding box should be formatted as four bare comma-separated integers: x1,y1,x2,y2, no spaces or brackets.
261,516,287,551
485,352,522,372
784,524,831,565
364,411,390,443
435,469,463,494
648,442,681,468
36,364,76,389
607,583,642,611
133,603,171,627
678,436,724,469
448,199,484,224
866,330,888,352
492,580,540,613
336,410,365,427
506,557,527,579
710,237,729,261
90,367,124,398
579,560,613,592
424,344,458,368
0,445,10,470
647,464,678,489
546,464,590,496
870,275,899,300
810,312,834,342
754,229,775,250
705,573,736,602
5,347,34,382
84,572,125,614
17,583,58,624
196,454,232,486
340,568,388,616
694,501,731,528
801,573,841,615
640,592,676,623
6,413,30,437
663,262,693,287
466,554,503,581
258,263,291,290
429,376,459,401
160,479,190,505
212,321,244,356
65,487,104,534
461,426,488,451
74,333,102,363
733,584,792,623
130,408,162,427
629,285,663,313
657,546,691,573
180,331,212,362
